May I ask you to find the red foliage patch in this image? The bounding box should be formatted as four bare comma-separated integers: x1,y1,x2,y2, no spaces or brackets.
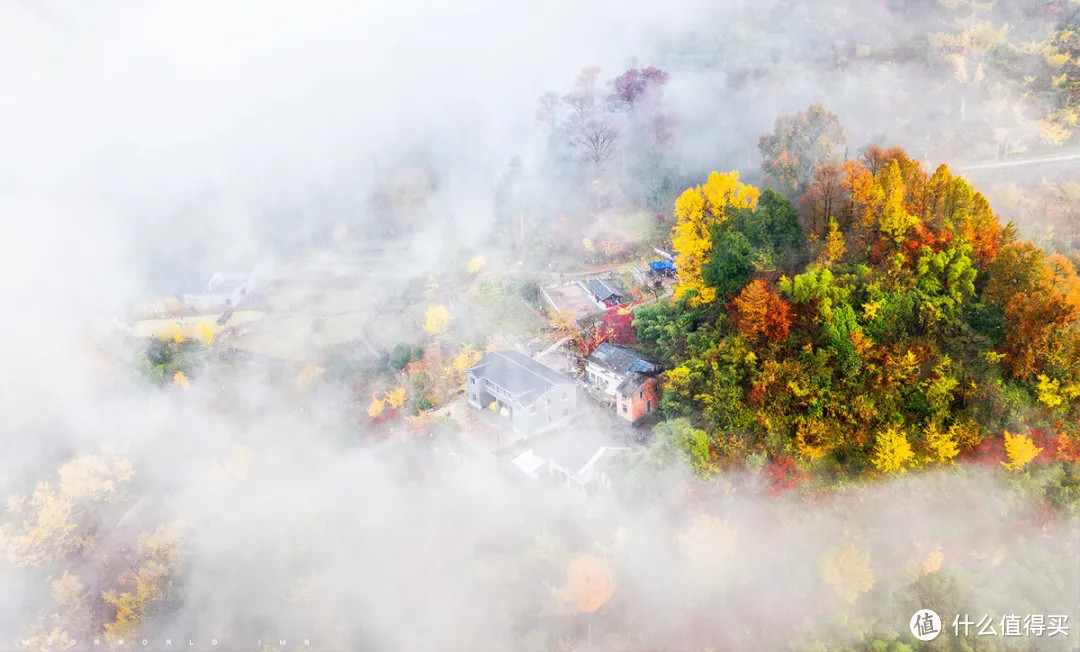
962,429,1068,467
765,455,804,496
370,407,400,428
1029,428,1060,463
600,307,638,345
961,435,1006,467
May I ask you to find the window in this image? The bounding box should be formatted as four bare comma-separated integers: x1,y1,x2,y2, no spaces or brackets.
646,400,652,412
468,376,475,385
621,403,628,414
547,415,552,423
639,390,643,399
562,391,568,401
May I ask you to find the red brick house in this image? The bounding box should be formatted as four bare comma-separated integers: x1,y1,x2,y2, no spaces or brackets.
583,343,662,423
615,373,660,423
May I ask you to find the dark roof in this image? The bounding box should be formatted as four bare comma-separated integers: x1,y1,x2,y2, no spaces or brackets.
587,279,623,302
616,372,652,394
467,350,573,404
586,343,660,375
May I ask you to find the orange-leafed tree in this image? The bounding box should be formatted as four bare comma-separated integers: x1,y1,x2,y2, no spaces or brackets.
730,280,793,344
986,243,1080,378
559,555,614,613
800,163,845,238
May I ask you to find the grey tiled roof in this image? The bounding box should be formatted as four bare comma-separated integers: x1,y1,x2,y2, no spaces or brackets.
587,279,622,302
585,343,660,375
467,350,573,405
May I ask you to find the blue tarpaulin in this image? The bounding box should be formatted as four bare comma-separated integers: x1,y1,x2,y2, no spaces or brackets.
649,260,675,272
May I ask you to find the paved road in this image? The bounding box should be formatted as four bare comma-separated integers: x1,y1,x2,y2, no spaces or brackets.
957,150,1080,171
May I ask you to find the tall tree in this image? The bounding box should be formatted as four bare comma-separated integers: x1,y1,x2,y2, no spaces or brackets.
730,280,794,344
759,103,848,197
671,171,761,306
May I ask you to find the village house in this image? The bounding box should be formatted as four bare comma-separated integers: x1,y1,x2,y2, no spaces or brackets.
583,343,662,423
508,429,630,494
586,278,624,308
466,350,579,435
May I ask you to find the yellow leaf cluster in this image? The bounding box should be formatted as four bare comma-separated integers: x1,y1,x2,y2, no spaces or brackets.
104,525,182,645
467,255,487,275
878,162,920,244
0,456,135,566
445,346,483,390
52,570,87,607
424,305,453,335
1039,119,1073,146
796,418,831,460
196,322,215,346
871,426,914,473
158,297,183,318
1046,52,1070,67
821,544,874,604
922,423,960,464
367,396,386,419
672,171,760,307
385,387,407,409
862,299,883,320
171,371,189,388
1036,374,1064,408
819,218,846,266
549,311,579,339
156,323,185,344
1002,431,1042,471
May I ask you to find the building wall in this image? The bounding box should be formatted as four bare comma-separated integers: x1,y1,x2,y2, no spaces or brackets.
584,362,622,396
466,371,578,435
465,372,492,408
616,376,660,422
512,384,578,434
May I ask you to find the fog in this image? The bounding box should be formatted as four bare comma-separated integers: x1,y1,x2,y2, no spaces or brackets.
1,0,1077,650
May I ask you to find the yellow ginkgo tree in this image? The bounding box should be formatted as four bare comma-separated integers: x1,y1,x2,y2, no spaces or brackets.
467,256,487,275
156,323,185,344
424,305,453,335
196,322,215,346
672,171,760,306
367,396,386,419
821,544,874,604
446,346,483,390
385,387,407,409
871,425,913,473
1002,431,1042,471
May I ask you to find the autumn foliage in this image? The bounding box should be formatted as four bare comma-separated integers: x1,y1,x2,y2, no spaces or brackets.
559,555,615,613
644,140,1080,478
671,171,760,306
730,280,793,344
